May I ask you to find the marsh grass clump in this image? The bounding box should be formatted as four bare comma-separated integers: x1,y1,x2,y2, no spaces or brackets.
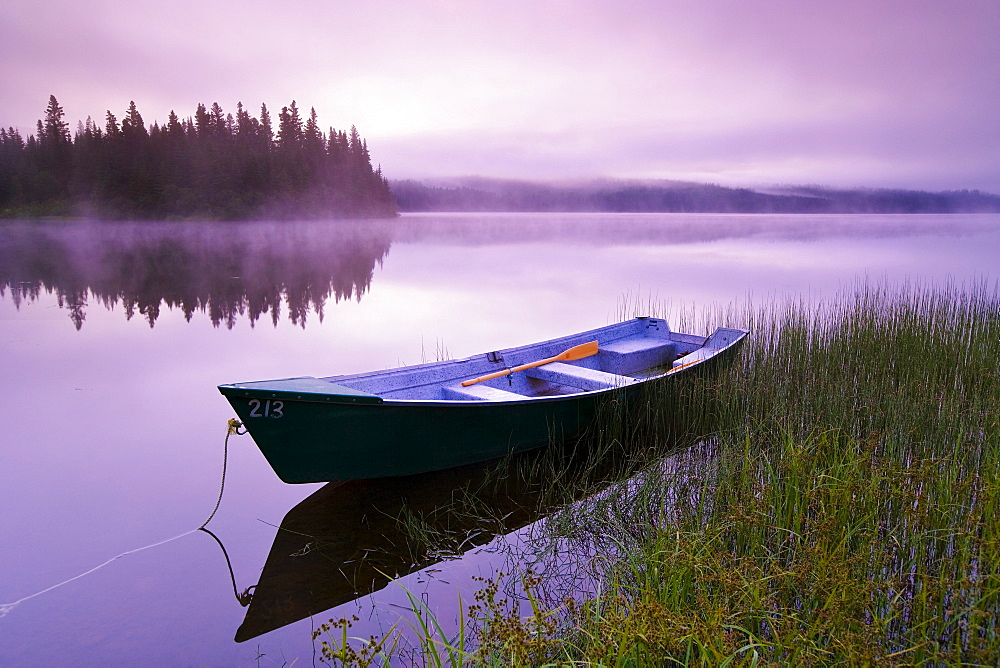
316,279,1000,665
541,428,1000,665
313,616,400,667
535,279,1000,664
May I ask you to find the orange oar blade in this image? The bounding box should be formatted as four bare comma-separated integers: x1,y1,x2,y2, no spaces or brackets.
556,340,599,362
461,340,600,387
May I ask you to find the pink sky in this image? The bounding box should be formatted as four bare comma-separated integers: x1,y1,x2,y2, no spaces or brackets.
3,0,999,191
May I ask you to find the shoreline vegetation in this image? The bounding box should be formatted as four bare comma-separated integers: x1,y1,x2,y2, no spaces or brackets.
0,96,396,220
315,280,1000,665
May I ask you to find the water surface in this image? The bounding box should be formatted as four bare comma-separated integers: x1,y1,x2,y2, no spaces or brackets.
1,212,997,665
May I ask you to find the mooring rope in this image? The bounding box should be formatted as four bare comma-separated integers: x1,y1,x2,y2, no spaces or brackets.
0,528,198,618
200,418,245,529
0,418,245,619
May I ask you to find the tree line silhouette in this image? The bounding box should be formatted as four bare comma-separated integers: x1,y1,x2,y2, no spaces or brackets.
0,95,397,219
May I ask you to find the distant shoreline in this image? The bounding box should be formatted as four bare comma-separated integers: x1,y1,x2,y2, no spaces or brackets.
390,178,1000,215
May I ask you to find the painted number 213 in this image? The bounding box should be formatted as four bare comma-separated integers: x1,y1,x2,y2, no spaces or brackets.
248,399,284,418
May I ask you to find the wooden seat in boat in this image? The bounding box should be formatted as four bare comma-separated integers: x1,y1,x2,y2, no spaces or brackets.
601,338,675,355
442,384,526,401
526,362,637,391
599,338,677,375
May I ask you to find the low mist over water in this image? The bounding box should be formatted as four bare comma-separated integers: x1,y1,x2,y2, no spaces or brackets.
4,213,997,331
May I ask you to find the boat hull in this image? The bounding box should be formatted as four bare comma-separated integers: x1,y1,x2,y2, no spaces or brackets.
219,320,747,482
221,389,605,482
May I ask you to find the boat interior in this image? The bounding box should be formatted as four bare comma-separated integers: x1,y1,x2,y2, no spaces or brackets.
326,318,742,402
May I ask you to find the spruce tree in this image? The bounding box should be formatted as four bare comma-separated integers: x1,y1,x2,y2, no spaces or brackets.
195,103,211,137
259,103,274,147
42,95,71,145
123,101,148,139
304,107,324,154
105,111,121,137
166,110,183,136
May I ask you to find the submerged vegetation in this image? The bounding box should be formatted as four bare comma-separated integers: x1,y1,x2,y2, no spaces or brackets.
315,280,1000,665
0,95,396,220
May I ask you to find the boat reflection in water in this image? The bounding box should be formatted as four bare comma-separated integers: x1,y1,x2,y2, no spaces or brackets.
230,339,736,642
231,434,649,642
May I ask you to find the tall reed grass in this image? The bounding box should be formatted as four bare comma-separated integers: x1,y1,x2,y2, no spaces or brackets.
315,279,1000,666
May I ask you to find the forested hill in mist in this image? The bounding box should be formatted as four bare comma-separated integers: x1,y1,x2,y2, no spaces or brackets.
391,178,1000,214
0,96,396,220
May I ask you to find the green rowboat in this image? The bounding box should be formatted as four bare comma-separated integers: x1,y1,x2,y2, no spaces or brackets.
218,317,748,482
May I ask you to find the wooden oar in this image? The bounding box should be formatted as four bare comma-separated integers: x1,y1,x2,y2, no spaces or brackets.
461,340,599,387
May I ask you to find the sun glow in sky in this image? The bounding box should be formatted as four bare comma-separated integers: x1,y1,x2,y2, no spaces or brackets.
4,0,999,190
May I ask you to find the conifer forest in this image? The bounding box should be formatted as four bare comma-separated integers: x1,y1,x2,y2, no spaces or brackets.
0,96,397,220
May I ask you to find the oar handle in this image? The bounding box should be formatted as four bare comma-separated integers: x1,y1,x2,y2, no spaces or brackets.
461,356,554,387
461,366,516,386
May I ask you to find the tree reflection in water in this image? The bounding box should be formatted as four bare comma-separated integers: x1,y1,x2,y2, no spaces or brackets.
0,220,393,329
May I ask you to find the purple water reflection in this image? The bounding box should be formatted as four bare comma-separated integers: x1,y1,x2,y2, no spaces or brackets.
0,213,998,665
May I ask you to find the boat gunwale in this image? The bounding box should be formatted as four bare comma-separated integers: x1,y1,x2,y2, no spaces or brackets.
218,326,748,406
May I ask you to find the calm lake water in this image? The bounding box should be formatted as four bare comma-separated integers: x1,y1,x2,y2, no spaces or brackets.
1,212,998,665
